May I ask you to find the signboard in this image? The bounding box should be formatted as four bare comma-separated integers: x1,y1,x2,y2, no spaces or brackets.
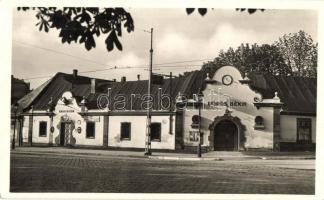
208,101,247,107
59,110,75,113
189,131,199,142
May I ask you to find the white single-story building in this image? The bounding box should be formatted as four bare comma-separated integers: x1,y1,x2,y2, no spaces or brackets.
12,66,316,152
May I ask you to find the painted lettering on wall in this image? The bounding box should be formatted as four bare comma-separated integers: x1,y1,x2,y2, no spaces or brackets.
59,110,75,113
207,101,247,107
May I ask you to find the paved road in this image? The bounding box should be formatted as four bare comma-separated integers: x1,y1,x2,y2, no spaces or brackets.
10,152,315,194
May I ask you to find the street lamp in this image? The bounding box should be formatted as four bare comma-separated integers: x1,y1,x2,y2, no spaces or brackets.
144,28,154,156
11,102,19,150
197,88,204,158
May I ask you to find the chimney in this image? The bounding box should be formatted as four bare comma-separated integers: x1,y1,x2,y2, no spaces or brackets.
73,69,78,78
112,79,116,82
137,74,140,81
121,76,126,82
91,78,96,94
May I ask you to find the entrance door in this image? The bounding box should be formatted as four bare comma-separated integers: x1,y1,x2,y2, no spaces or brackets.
60,122,71,146
60,123,66,146
214,120,238,151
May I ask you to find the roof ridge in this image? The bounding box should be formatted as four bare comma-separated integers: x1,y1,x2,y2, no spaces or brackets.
17,73,57,110
57,71,111,82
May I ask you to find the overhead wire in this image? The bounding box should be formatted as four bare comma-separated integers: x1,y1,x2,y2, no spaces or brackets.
14,39,212,68
13,40,112,68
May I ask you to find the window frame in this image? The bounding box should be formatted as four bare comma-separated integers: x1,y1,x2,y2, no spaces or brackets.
296,118,312,143
254,116,265,130
150,122,162,142
39,121,47,137
120,122,131,140
86,121,96,139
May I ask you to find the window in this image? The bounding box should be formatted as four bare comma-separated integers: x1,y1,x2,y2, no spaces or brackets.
39,121,47,137
297,118,311,143
150,123,161,141
86,122,95,138
120,122,131,140
254,116,265,130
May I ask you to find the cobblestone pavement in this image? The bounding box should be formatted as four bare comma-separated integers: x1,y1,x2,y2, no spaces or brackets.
10,152,315,194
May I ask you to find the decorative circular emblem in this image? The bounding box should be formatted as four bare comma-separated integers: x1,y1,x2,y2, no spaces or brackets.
77,127,82,133
254,97,261,102
50,126,55,133
222,75,233,86
192,115,200,124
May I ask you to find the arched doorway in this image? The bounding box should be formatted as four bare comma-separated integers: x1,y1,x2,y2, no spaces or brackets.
214,119,238,151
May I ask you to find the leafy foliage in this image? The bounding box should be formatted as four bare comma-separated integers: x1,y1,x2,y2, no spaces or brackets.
202,31,317,78
19,7,264,52
18,7,134,52
186,8,265,16
275,30,317,77
202,44,292,76
235,8,265,14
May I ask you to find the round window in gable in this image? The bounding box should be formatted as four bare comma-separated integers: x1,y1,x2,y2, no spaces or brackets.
254,116,265,130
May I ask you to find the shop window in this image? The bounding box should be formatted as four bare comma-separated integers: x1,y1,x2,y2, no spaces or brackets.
86,122,95,138
120,122,131,140
254,116,265,130
297,118,311,143
150,123,161,142
39,121,47,137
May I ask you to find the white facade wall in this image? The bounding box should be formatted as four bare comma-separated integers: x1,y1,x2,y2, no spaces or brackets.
280,115,316,143
29,113,104,146
183,106,274,149
108,115,175,149
22,92,105,147
32,115,51,144
182,66,275,150
22,116,30,143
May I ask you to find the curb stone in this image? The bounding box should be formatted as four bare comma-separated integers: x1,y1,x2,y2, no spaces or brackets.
259,156,315,160
11,148,315,161
11,150,146,159
148,156,224,161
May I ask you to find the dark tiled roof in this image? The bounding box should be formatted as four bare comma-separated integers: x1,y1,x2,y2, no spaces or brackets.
96,71,205,110
18,70,205,111
18,67,316,114
18,78,52,111
18,72,111,111
248,73,317,114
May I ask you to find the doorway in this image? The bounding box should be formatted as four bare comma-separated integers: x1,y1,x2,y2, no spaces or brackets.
60,122,71,146
214,119,238,151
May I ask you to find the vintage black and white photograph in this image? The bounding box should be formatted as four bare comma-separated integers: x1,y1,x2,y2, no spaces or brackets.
5,2,320,197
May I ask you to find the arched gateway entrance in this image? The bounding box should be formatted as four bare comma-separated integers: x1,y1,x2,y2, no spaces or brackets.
214,120,238,151
209,113,246,151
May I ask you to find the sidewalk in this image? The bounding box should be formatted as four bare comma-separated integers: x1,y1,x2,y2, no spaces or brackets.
11,146,316,161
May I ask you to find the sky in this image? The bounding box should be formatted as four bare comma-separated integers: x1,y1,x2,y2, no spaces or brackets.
12,8,318,89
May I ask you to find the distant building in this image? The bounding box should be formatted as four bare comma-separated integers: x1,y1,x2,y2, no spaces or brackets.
14,66,316,151
11,75,31,147
11,75,30,105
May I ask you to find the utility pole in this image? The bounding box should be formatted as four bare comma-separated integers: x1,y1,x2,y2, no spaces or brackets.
145,28,153,156
169,72,173,135
197,88,203,158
